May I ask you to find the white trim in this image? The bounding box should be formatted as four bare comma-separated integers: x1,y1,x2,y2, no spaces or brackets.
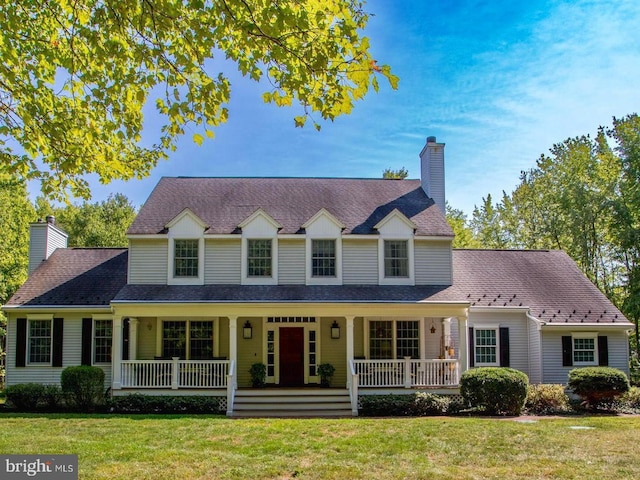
471,325,500,367
165,208,208,230
167,237,205,285
540,323,632,329
571,331,598,366
238,208,282,230
92,318,114,366
92,313,113,321
373,209,417,231
301,208,345,229
306,238,342,285
242,237,278,285
26,313,53,320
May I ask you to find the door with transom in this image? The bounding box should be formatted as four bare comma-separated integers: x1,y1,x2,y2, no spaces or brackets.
279,327,305,386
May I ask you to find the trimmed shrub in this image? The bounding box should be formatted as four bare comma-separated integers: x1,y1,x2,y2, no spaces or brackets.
5,383,45,411
249,362,266,388
42,384,64,410
411,392,451,416
61,366,105,412
108,394,223,414
460,367,529,416
359,393,453,416
568,367,629,408
525,384,571,415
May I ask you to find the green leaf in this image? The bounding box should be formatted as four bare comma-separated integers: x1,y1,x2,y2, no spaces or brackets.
193,133,204,146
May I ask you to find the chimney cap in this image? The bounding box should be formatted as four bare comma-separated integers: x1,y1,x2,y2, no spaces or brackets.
427,136,437,143
46,215,55,225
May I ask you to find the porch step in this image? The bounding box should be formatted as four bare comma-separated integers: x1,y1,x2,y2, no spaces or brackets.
231,388,354,418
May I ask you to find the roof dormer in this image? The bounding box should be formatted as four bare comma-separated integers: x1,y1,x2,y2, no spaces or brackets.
303,209,345,285
239,209,281,285
238,208,282,236
301,208,345,236
165,208,207,285
165,208,208,235
374,208,416,237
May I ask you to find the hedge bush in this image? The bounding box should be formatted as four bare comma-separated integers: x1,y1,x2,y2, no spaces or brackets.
61,366,105,412
525,384,571,415
460,367,529,416
5,383,46,411
568,367,630,408
108,394,223,414
359,393,453,416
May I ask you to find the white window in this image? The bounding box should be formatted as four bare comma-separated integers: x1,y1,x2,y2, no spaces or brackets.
311,239,336,277
162,320,214,360
93,320,112,364
174,239,199,277
368,320,420,359
573,333,598,366
247,239,272,277
474,328,499,366
28,319,52,364
384,240,409,277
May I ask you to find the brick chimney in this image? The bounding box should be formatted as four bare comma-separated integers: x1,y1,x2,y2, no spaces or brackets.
419,136,446,212
28,216,68,274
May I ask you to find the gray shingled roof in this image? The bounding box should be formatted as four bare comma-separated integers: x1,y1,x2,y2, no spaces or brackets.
6,247,630,327
127,177,454,236
5,248,128,307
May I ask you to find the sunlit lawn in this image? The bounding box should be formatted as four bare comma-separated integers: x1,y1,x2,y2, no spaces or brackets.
1,414,639,479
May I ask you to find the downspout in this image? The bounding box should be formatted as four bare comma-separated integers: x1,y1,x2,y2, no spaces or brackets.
526,312,544,384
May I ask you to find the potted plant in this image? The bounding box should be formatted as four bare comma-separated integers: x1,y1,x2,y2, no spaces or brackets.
317,363,335,387
249,362,267,388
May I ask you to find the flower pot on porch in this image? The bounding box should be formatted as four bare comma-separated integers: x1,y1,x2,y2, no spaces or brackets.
317,363,335,388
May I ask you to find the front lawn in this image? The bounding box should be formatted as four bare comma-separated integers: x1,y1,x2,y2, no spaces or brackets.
0,414,639,479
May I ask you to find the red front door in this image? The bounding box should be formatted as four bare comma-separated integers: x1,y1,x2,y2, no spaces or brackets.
279,328,305,386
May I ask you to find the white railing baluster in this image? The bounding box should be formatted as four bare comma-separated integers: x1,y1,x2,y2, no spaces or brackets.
350,359,460,388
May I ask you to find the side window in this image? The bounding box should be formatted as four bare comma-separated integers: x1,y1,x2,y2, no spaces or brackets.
247,239,272,277
28,319,52,364
311,239,336,277
474,328,498,366
174,239,199,277
384,240,409,278
93,320,113,364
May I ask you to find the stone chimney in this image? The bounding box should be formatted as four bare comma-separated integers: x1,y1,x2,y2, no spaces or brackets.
419,136,446,212
28,216,68,274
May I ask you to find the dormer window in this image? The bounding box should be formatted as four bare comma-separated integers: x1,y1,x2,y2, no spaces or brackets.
174,239,199,277
384,240,409,277
247,239,272,277
312,239,336,277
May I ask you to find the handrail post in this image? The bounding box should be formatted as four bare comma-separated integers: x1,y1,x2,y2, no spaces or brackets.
226,360,236,417
171,357,179,390
404,356,412,388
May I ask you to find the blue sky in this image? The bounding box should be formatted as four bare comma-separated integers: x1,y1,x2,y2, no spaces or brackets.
68,0,640,216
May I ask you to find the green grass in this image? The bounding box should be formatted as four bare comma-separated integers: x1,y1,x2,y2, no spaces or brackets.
1,414,639,479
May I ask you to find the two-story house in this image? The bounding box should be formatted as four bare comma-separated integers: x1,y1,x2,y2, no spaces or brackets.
3,137,632,416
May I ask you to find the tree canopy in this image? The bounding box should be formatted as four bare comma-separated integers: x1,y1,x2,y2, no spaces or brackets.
0,0,398,199
382,167,408,179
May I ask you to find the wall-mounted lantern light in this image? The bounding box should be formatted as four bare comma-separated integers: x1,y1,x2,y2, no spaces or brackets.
331,320,340,339
430,320,436,334
243,320,253,339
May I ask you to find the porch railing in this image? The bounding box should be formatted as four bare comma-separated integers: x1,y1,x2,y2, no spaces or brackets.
348,360,359,415
120,358,230,389
351,358,459,388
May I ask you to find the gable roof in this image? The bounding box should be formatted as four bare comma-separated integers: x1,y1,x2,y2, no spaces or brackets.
450,249,628,325
127,177,454,236
5,248,128,307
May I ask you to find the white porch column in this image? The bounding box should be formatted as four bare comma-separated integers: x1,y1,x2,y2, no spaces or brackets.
228,316,238,366
128,317,138,361
112,315,123,390
457,315,469,375
346,316,355,388
443,318,452,358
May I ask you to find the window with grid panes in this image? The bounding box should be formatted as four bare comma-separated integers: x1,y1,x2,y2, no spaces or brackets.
369,321,393,359
94,320,112,363
573,337,596,364
190,321,214,360
475,328,498,365
174,239,199,277
28,319,51,364
396,321,419,358
247,239,272,277
384,240,409,277
163,321,187,358
311,239,336,277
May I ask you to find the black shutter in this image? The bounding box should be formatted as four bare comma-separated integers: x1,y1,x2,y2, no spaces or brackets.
562,336,573,367
52,318,64,367
468,327,475,368
499,327,510,367
598,336,609,366
81,318,93,366
122,318,130,361
16,318,27,367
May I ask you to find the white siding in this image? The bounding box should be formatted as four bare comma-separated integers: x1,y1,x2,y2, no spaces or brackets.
527,317,542,384
414,240,453,285
468,310,530,378
343,240,378,284
204,239,241,284
541,329,630,385
28,226,47,274
5,314,111,389
128,239,168,284
278,240,305,285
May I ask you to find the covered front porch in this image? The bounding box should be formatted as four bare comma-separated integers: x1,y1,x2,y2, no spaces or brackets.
109,302,470,415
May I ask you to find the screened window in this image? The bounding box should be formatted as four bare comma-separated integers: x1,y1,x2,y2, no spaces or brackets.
573,337,596,364
369,320,420,359
247,239,272,277
162,320,214,359
475,328,498,365
174,239,199,277
94,320,112,364
384,240,409,277
312,239,336,277
28,319,51,364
